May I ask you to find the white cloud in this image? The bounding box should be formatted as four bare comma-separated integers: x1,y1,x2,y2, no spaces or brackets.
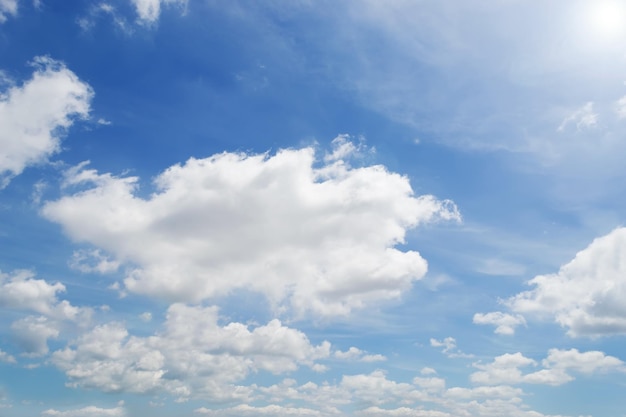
52,303,330,401
334,347,386,362
0,0,17,23
0,269,89,321
339,371,429,405
615,95,626,118
429,337,473,358
42,144,460,317
0,57,92,187
252,367,583,417
68,249,120,274
506,227,626,337
542,348,625,374
358,407,451,417
195,404,336,417
131,0,186,24
557,102,598,132
0,349,16,364
42,402,126,417
470,349,624,387
444,385,523,400
11,316,60,356
470,352,538,386
473,312,526,335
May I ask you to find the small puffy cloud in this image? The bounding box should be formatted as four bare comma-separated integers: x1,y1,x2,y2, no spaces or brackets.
473,312,526,335
139,312,152,322
0,57,92,187
470,349,624,387
131,0,186,25
0,349,16,364
506,227,626,337
470,352,537,386
69,249,120,274
324,134,372,163
11,316,60,356
42,144,460,317
52,303,330,401
334,347,386,362
0,0,17,23
42,402,126,417
430,337,472,358
0,269,90,322
557,102,598,132
542,348,625,374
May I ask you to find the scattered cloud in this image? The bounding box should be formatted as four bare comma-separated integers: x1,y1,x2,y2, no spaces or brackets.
470,349,624,386
195,404,334,417
52,303,330,401
506,227,626,337
42,144,460,318
11,316,60,356
0,0,17,23
334,347,386,363
131,0,186,25
68,249,120,274
0,269,90,321
557,102,598,132
42,402,126,417
430,337,473,358
0,349,16,364
0,270,92,355
473,312,526,335
0,57,92,187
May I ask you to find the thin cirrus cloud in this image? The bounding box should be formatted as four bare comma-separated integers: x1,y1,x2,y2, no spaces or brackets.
41,139,460,317
0,56,92,188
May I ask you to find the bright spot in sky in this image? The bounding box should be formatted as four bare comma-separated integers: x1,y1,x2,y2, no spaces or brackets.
587,0,626,41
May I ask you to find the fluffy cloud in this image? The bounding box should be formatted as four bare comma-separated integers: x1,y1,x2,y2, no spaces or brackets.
195,404,335,417
11,316,60,356
131,0,186,24
0,269,89,321
472,312,526,335
358,407,450,417
429,337,472,358
0,349,16,364
250,369,574,417
42,142,460,317
506,227,626,337
0,57,92,187
68,249,120,274
42,403,126,417
334,347,386,362
470,349,624,386
52,303,330,401
0,0,17,23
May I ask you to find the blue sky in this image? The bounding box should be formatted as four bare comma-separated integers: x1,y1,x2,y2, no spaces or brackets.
1,0,626,416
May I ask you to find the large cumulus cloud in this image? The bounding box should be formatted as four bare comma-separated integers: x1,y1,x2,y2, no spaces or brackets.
42,139,460,317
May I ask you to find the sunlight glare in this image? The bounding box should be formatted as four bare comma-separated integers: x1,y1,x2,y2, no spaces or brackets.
587,0,626,41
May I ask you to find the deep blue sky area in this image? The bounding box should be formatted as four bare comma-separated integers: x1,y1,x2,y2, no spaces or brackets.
1,1,626,417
